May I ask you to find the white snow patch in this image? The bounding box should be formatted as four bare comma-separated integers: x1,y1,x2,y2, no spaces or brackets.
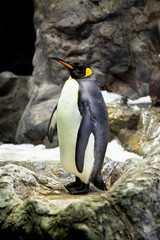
0,143,60,162
128,96,151,105
0,139,142,163
106,139,142,162
101,91,123,103
101,90,151,105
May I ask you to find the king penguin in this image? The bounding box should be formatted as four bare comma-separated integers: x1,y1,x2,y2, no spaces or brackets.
48,57,109,194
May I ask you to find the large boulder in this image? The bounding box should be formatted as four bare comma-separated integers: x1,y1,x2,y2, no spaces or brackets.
15,83,61,145
111,101,160,156
102,93,159,157
0,164,66,199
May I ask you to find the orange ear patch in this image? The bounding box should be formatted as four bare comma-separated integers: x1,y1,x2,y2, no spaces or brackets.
59,61,74,70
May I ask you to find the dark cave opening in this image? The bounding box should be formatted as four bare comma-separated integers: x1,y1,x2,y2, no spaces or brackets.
0,0,36,75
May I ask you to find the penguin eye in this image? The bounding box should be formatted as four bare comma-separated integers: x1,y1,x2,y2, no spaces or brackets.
72,62,90,78
74,62,84,69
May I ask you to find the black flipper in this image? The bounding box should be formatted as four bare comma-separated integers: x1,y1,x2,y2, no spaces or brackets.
48,104,57,143
76,105,93,173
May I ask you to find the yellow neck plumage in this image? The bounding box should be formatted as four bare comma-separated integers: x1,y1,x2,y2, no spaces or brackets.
84,67,93,77
70,67,93,81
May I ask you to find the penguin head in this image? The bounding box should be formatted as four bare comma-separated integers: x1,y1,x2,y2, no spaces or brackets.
51,57,93,79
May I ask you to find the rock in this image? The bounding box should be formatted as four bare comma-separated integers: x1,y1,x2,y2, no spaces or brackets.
144,0,160,19
116,104,160,156
1,146,160,239
0,164,66,200
32,0,160,98
149,61,160,106
15,83,61,145
108,103,140,133
100,95,160,156
103,157,140,189
104,76,139,100
130,36,153,81
0,72,29,143
0,144,73,184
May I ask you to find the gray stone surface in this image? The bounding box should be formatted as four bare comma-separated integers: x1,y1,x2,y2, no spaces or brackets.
15,83,61,145
0,164,66,199
114,104,160,156
33,0,160,97
0,72,29,142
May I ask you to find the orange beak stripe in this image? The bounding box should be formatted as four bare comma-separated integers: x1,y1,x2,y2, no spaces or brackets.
59,61,74,70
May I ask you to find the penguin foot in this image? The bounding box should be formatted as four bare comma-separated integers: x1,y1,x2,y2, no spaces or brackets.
92,173,107,191
65,177,89,195
65,177,82,191
68,183,89,195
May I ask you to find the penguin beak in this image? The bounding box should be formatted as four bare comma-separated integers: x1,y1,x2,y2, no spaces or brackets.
51,57,74,70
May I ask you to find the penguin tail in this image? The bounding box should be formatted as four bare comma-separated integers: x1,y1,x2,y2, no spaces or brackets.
92,173,107,191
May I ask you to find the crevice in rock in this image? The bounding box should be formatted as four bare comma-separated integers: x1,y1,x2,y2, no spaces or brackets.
108,200,134,240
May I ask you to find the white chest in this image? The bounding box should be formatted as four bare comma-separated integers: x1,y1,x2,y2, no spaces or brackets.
57,78,81,134
57,78,81,167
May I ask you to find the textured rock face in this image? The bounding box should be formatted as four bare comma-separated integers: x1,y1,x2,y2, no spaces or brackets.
33,0,160,98
0,72,29,142
0,164,66,199
112,103,160,156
